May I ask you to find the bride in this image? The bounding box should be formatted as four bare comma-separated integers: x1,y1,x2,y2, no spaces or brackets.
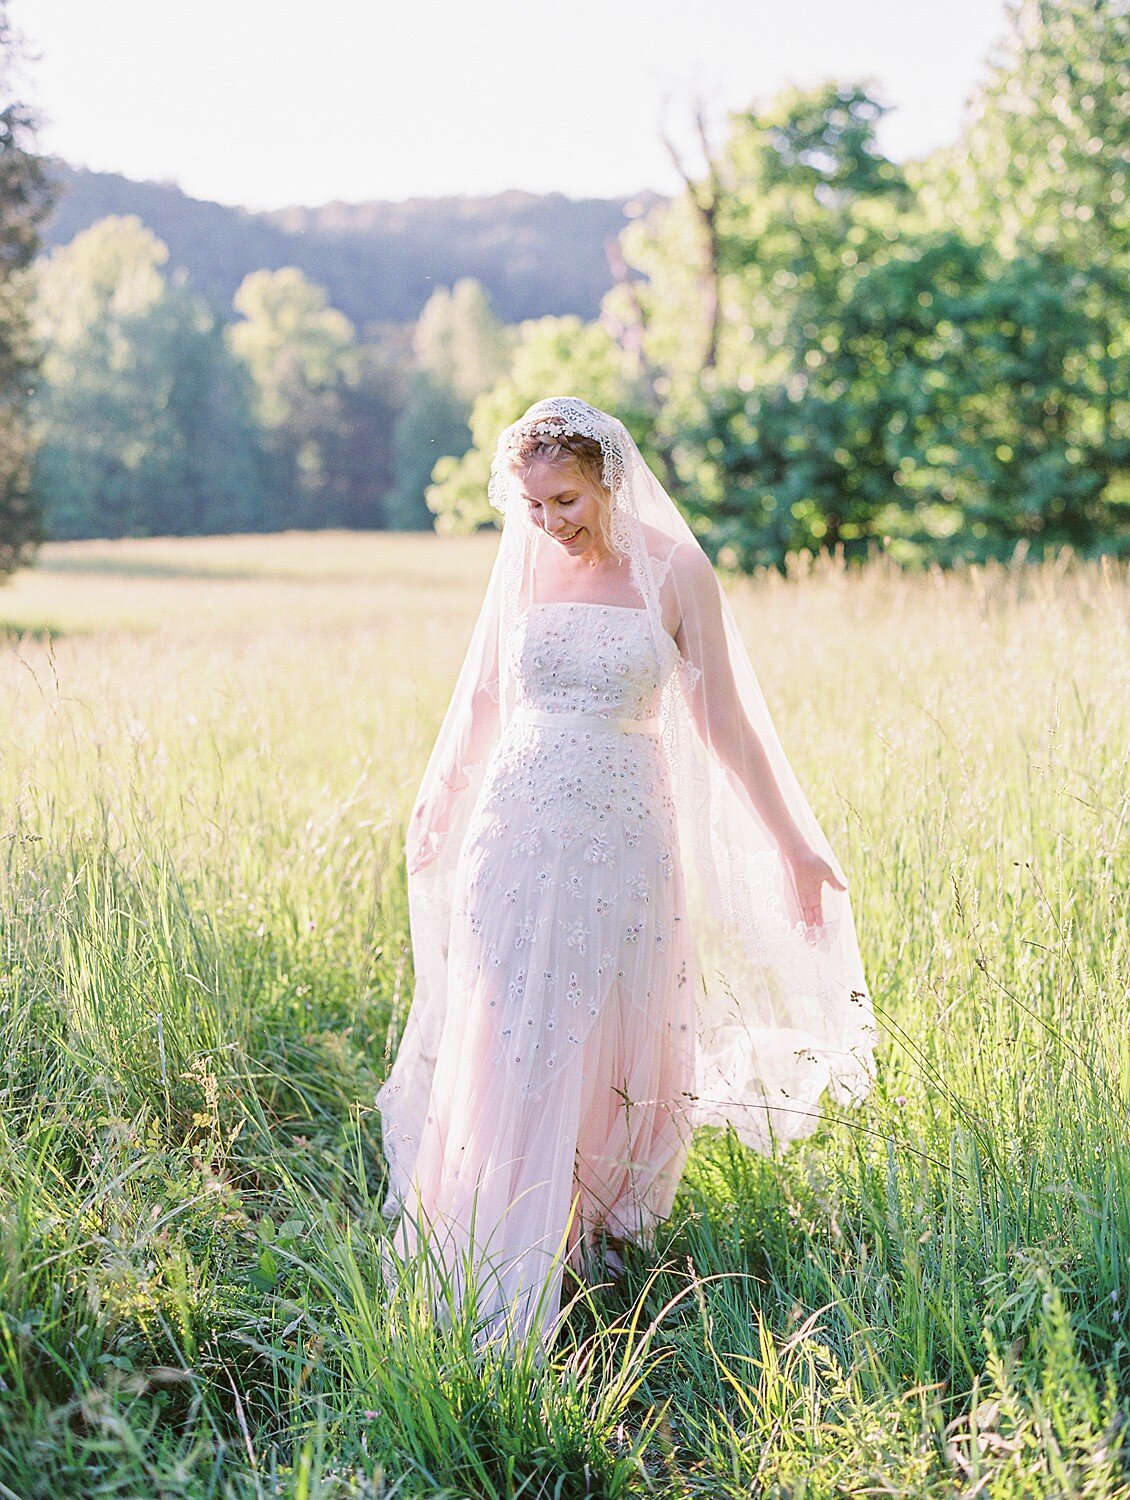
375,397,877,1349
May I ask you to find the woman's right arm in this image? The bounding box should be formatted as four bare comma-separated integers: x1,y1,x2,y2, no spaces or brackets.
406,651,501,875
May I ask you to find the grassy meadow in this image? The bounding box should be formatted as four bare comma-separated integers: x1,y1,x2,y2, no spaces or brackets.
0,531,1127,1498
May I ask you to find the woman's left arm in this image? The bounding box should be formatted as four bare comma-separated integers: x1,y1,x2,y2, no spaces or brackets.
670,542,846,926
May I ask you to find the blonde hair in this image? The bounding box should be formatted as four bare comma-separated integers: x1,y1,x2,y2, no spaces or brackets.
508,430,615,552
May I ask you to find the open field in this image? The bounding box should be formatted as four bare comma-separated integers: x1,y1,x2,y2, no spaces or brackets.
1,532,1128,1498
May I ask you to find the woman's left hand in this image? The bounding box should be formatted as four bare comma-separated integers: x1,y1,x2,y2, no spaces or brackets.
781,845,847,929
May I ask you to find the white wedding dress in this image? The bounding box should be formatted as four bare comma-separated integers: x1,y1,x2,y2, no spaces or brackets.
389,600,697,1343
379,397,878,1355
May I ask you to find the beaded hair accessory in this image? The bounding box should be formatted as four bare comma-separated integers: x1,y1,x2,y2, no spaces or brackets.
487,396,629,516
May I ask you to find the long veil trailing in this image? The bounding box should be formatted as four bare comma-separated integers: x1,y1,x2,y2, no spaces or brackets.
376,397,877,1223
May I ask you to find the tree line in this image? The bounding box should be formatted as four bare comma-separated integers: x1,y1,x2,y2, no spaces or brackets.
26,216,518,539
44,167,649,328
0,0,1126,577
429,0,1128,569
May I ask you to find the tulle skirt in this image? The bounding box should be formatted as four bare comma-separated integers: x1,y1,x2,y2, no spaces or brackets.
383,730,698,1349
385,966,696,1351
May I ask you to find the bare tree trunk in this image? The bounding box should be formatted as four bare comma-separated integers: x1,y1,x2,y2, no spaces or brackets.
599,100,725,494
602,235,679,490
603,235,655,391
662,101,723,375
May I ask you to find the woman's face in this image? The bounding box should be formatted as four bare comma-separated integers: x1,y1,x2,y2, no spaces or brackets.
517,458,608,559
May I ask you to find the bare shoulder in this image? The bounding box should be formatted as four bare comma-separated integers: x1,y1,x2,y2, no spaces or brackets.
637,519,674,562
639,523,712,581
665,535,717,591
637,527,718,638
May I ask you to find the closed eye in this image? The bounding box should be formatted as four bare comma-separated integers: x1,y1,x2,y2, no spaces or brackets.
526,499,577,516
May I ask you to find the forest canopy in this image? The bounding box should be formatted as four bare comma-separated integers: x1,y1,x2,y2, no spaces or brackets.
4,0,1128,572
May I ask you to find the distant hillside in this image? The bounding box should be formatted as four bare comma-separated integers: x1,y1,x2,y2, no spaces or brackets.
41,163,665,330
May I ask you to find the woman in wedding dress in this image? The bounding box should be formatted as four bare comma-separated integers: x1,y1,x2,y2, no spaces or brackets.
375,397,877,1351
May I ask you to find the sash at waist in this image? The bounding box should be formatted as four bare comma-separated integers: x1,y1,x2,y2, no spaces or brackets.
510,707,661,736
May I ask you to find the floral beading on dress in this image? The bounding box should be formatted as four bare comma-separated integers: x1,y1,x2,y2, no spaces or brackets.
387,600,698,1348
452,603,689,1086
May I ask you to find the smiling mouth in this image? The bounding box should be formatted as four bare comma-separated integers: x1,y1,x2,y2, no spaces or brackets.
556,528,581,543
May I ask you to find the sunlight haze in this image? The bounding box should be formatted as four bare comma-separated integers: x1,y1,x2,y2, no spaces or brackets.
12,0,1012,209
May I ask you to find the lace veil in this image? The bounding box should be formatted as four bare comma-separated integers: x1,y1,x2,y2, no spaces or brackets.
376,396,877,1220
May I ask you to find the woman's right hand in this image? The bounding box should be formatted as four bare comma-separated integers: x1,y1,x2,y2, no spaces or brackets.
406,801,445,875
405,774,464,875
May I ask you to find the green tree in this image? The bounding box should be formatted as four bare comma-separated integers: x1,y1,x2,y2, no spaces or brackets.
32,216,267,538
0,1,53,576
613,78,1128,568
387,279,509,529
228,267,356,527
387,373,469,530
685,235,1127,567
228,267,396,528
923,0,1130,535
616,84,918,563
149,282,270,535
605,84,912,414
323,342,400,529
425,315,651,532
930,0,1128,274
414,278,510,405
33,215,184,538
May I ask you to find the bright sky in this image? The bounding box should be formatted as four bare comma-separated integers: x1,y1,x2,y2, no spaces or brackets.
10,0,1012,211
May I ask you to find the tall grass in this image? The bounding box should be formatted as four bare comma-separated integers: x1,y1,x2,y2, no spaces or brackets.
0,533,1126,1497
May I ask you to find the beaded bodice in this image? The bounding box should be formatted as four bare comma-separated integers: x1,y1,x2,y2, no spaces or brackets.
511,601,674,722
